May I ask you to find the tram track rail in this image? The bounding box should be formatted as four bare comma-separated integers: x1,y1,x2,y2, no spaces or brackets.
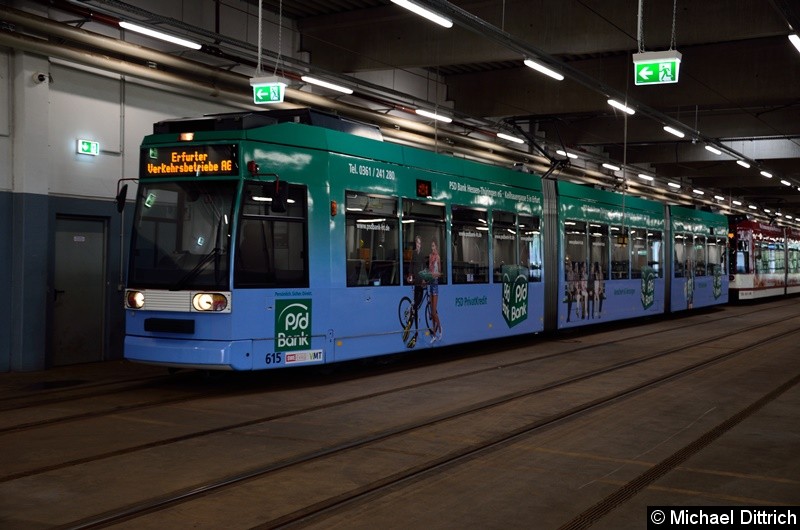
0,299,789,440
48,309,800,529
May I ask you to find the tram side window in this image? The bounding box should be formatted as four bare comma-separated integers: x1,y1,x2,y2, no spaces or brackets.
707,237,726,276
611,226,629,280
519,215,542,282
492,211,517,283
564,220,587,281
588,224,609,283
734,233,750,273
630,228,647,279
403,200,447,285
452,206,488,284
788,240,800,273
648,230,664,278
694,235,707,276
763,240,785,274
674,233,691,278
344,192,399,287
235,182,308,288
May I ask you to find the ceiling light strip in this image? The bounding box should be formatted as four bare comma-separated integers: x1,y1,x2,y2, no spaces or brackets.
390,0,453,28
523,59,564,81
119,21,201,50
415,108,452,123
300,76,353,94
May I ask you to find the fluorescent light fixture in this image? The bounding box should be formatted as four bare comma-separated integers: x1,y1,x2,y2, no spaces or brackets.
748,205,758,210
781,179,792,186
663,126,685,138
300,76,353,94
602,163,621,171
790,34,800,54
705,145,722,155
607,99,635,115
556,149,578,159
764,209,772,213
787,215,794,220
732,200,742,206
497,132,525,144
667,182,681,189
692,189,705,195
760,170,773,178
736,160,751,168
714,195,725,201
415,108,452,123
524,58,564,81
119,21,201,50
390,0,453,28
638,174,654,181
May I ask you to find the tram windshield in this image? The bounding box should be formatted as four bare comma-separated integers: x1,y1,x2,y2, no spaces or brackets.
128,180,236,289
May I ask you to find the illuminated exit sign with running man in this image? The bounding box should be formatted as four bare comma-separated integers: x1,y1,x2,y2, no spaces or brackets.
633,50,682,85
250,76,288,104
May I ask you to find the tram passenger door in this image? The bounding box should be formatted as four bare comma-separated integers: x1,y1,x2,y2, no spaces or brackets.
52,216,107,366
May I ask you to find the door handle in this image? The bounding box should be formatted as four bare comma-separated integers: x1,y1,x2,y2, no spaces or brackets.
54,289,65,302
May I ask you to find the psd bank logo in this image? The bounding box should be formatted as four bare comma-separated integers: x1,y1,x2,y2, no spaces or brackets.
275,299,311,351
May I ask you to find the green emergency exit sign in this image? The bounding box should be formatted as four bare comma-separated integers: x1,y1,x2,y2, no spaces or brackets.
252,83,285,104
633,50,682,86
250,76,288,105
77,139,99,156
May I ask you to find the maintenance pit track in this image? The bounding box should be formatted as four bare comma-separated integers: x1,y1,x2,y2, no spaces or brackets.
0,300,798,528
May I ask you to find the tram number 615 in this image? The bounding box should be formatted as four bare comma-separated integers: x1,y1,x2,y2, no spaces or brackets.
265,352,282,365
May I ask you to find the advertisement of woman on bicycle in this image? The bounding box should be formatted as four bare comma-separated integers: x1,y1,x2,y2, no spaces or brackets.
401,235,443,348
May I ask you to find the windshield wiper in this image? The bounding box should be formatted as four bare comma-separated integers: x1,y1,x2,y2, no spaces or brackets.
170,247,221,291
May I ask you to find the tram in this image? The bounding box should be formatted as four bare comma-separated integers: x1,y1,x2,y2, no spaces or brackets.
122,109,728,371
727,217,800,301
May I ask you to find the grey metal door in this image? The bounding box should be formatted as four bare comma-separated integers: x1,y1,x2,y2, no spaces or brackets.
53,216,107,365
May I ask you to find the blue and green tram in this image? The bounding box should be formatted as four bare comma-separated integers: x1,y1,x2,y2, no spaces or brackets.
122,109,727,371
123,110,544,370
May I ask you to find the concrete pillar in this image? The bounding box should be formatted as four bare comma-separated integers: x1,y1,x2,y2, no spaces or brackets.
9,51,50,371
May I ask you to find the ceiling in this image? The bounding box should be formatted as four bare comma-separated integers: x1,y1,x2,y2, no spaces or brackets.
5,0,800,222
258,0,800,220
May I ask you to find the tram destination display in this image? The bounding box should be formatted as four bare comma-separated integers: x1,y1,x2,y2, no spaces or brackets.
141,144,238,177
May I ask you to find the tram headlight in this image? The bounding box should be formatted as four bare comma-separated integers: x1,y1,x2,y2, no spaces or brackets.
192,292,228,312
125,290,145,309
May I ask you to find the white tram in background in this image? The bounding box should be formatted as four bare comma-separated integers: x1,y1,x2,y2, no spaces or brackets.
728,217,800,301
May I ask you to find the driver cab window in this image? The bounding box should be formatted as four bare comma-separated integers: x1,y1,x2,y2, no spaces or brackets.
235,181,308,288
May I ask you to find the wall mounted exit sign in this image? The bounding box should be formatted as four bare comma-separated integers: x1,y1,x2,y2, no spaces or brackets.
633,50,682,85
77,139,99,156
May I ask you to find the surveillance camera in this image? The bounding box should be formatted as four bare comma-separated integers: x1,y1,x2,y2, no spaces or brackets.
33,72,48,84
